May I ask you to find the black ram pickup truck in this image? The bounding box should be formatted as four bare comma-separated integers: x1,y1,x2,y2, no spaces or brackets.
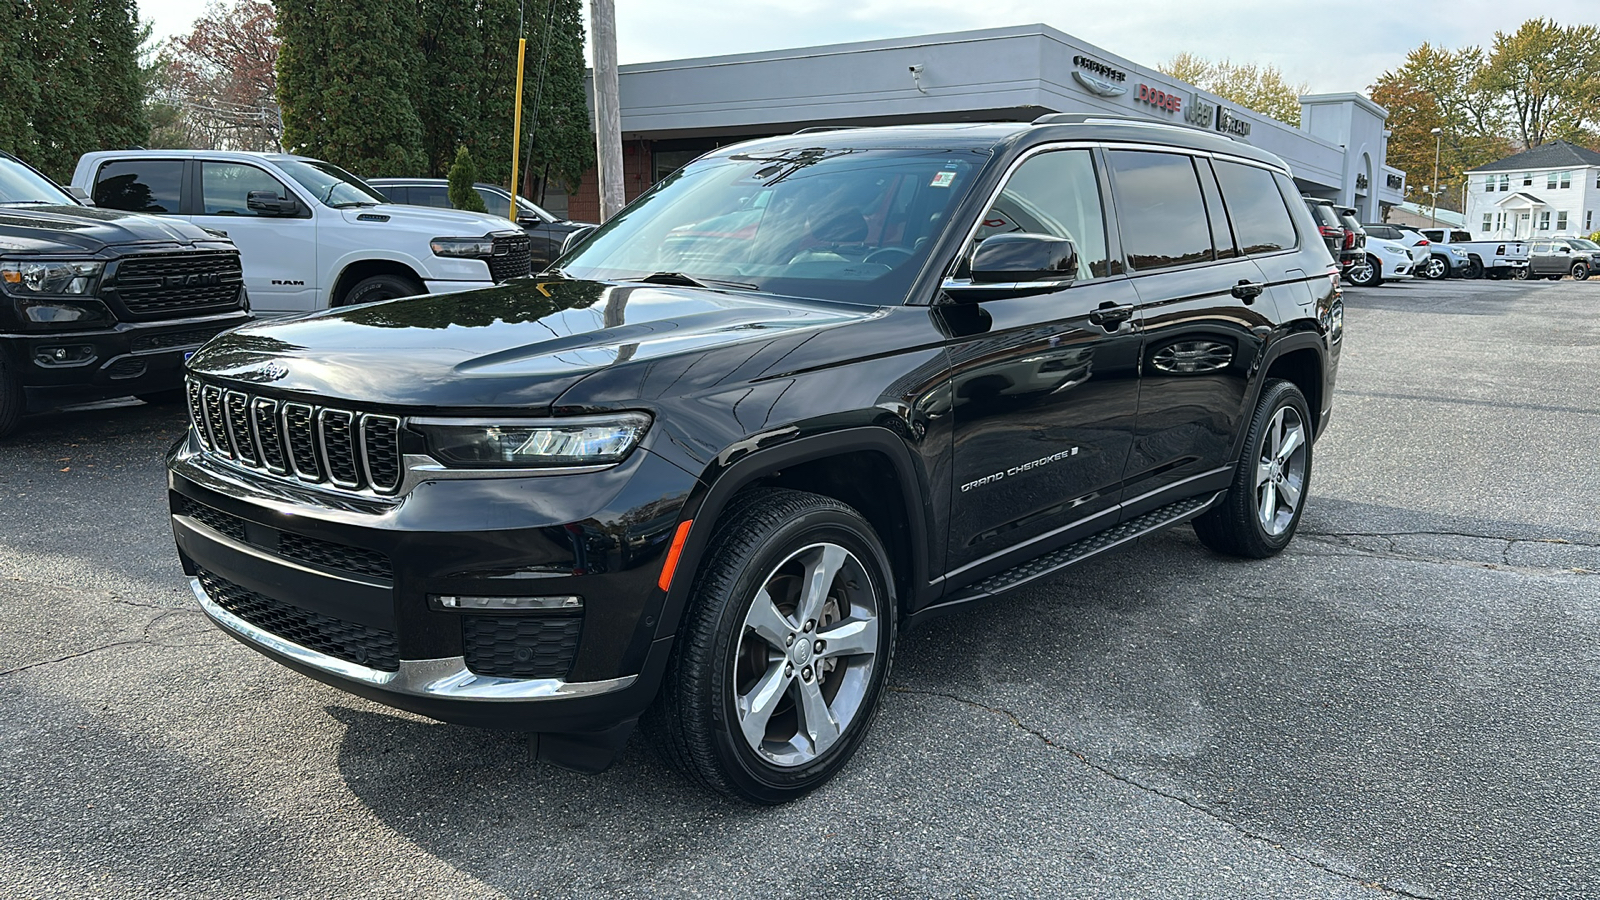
0,151,250,438
170,117,1342,803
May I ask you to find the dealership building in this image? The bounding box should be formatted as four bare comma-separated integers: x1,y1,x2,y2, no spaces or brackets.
558,24,1404,222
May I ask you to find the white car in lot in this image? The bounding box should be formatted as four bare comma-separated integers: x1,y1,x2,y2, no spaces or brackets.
1344,234,1421,287
71,150,533,316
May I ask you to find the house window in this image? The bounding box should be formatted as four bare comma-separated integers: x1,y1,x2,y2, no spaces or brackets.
1523,172,1533,185
1547,172,1558,189
1560,171,1571,188
1482,214,1493,232
1500,174,1510,191
1539,211,1551,230
1588,210,1594,231
1557,211,1568,231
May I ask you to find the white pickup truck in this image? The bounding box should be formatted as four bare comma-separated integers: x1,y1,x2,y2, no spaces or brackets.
71,150,532,316
1417,228,1529,280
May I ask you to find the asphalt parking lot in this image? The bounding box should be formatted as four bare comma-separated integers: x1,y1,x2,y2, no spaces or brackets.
1,276,1596,899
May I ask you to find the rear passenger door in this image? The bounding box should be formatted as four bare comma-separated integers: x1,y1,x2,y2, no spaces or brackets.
1106,149,1276,518
1529,241,1554,276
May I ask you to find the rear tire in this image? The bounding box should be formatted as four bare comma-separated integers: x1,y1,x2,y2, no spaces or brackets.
1512,266,1531,281
1347,255,1382,287
1193,379,1313,559
340,273,424,307
651,488,897,804
1466,258,1485,279
0,355,21,440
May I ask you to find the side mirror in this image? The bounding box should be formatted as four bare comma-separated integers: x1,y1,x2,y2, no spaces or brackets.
247,190,300,216
65,185,95,207
1558,245,1571,253
943,233,1077,302
559,224,597,256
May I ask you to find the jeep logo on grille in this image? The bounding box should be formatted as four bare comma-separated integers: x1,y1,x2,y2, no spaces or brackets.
166,273,222,288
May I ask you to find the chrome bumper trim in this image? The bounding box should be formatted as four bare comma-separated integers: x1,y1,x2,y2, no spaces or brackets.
191,577,635,701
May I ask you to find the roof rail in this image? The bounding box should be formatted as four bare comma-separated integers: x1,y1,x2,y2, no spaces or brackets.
793,125,852,134
1031,112,1249,143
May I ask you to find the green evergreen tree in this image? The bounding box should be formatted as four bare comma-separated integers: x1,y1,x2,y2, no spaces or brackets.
415,0,482,176
0,0,39,159
522,0,593,197
87,0,151,153
277,0,425,176
467,0,523,186
448,145,487,212
29,1,98,180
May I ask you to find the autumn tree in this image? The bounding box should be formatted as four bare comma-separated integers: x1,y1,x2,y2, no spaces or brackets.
1477,19,1600,149
154,0,281,151
1160,52,1308,126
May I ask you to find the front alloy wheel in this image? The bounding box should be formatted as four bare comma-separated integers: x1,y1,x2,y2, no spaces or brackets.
652,488,896,804
1424,256,1449,279
1346,256,1380,287
1571,263,1590,281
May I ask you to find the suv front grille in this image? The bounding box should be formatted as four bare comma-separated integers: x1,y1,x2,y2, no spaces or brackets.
187,378,403,495
197,568,400,671
110,251,244,318
176,495,393,582
488,233,533,282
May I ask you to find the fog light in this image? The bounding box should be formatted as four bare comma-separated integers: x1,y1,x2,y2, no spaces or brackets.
433,594,583,610
34,344,97,367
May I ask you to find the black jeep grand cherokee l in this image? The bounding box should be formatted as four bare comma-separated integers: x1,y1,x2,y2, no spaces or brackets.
0,152,249,437
170,116,1342,803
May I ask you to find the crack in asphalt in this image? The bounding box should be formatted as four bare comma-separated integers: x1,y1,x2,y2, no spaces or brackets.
1299,530,1597,575
0,607,211,678
888,685,1441,900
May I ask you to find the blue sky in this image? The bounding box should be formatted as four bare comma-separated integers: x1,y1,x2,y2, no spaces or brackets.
138,0,1591,97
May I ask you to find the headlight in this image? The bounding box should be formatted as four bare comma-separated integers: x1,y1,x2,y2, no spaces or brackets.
1381,245,1407,255
430,237,495,258
1,260,103,296
413,413,652,468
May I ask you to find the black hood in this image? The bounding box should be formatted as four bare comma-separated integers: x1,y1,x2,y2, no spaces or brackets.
187,277,874,411
0,205,221,255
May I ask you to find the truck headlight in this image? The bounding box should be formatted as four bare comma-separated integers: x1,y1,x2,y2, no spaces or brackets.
430,237,495,258
0,260,103,296
412,413,652,468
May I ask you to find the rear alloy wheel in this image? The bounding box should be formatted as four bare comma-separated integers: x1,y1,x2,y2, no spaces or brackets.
1574,263,1592,281
653,488,896,804
1513,266,1531,281
1193,379,1312,558
1423,255,1449,279
1347,255,1381,287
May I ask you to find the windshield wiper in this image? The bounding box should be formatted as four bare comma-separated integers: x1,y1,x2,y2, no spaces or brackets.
0,200,58,206
636,271,757,290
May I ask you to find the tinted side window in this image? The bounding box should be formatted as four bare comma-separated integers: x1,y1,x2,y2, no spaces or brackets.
200,163,292,216
375,185,407,204
976,148,1110,280
93,160,183,213
1107,150,1212,271
409,185,452,208
476,187,512,218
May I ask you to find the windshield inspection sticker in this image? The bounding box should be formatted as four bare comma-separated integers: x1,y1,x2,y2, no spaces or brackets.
930,171,957,188
960,447,1079,492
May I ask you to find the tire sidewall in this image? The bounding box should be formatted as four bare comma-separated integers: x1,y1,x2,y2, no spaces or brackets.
1572,263,1589,281
1351,256,1379,287
1237,381,1314,554
702,504,897,801
344,274,422,307
1513,266,1530,280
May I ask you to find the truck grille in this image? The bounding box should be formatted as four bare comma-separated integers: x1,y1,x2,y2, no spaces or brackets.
187,378,403,495
109,251,245,318
462,615,582,678
198,568,400,671
488,233,533,282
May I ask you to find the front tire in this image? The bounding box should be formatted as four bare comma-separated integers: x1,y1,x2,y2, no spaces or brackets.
652,488,897,804
1513,266,1531,281
1423,255,1449,279
1193,379,1313,559
1574,263,1591,281
340,273,424,307
1347,255,1382,287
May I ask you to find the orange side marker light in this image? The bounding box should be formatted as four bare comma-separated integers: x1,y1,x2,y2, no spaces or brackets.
657,520,693,591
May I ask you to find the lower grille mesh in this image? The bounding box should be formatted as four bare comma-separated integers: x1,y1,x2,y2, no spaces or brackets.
462,615,581,678
198,568,400,672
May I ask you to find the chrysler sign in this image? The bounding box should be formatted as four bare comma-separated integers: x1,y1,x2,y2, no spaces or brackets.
1072,54,1128,98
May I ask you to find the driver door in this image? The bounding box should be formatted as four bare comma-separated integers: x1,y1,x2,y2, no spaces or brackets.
190,161,319,315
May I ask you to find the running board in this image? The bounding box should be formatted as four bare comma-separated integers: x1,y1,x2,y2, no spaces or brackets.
932,492,1223,611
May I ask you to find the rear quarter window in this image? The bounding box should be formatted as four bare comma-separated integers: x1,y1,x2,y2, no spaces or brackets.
1212,160,1297,255
93,160,184,213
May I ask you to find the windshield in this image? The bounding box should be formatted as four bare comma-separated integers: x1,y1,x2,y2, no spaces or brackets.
278,159,387,208
1569,238,1599,250
557,147,987,304
0,157,74,207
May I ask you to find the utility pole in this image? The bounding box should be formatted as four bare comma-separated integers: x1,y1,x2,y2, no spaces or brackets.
1429,127,1443,229
590,0,624,221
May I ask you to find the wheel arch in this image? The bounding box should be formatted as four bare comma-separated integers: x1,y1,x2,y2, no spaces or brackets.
328,258,427,307
1232,334,1326,463
654,427,934,641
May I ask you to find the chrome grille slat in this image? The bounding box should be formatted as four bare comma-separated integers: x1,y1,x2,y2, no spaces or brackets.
283,403,322,482
319,409,362,489
252,398,287,474
225,391,257,465
360,415,401,492
186,380,211,451
202,385,229,459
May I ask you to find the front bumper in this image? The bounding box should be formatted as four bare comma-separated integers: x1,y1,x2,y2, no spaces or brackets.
4,310,252,412
169,432,698,757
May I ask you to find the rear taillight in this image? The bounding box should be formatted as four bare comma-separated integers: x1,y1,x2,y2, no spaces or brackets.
1318,225,1341,239
1417,239,1429,246
1343,230,1357,250
1496,244,1506,256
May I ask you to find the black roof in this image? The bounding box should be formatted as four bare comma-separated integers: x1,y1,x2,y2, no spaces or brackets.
705,118,1291,173
1471,140,1600,173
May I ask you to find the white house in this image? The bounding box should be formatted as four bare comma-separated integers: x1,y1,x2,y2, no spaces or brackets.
1464,140,1600,240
